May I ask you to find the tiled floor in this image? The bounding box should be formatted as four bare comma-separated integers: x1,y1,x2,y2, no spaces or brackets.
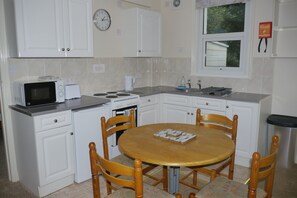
1,130,297,197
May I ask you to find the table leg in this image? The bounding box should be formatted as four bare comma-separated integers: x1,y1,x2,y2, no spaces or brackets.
169,166,180,194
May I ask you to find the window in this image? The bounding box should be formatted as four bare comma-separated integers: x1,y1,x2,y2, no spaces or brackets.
193,2,251,78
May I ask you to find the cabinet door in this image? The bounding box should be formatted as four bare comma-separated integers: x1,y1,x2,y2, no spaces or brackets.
138,9,161,57
36,125,74,186
64,0,93,57
139,104,159,126
123,8,161,57
226,101,259,167
72,106,111,183
162,104,195,124
14,0,65,57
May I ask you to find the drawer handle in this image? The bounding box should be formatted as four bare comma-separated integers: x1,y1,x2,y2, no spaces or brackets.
187,112,190,115
70,132,73,135
191,113,194,115
54,119,58,123
206,102,209,105
226,105,229,109
148,99,151,102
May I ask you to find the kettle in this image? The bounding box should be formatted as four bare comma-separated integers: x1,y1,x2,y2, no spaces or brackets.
125,75,135,92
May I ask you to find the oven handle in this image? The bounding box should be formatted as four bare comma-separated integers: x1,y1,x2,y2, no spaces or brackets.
116,111,125,115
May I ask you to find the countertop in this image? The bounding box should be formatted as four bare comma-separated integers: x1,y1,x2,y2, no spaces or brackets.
129,86,270,103
10,95,110,116
11,86,270,116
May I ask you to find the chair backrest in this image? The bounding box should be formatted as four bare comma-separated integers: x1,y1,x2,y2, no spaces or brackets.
248,135,279,198
89,142,143,198
196,109,238,143
101,109,135,160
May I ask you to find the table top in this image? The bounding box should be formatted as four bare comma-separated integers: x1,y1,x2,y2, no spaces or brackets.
118,123,235,167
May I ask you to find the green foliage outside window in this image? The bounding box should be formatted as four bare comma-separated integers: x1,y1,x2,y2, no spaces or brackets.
204,4,245,67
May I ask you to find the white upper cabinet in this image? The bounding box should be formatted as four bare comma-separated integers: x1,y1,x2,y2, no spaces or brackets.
272,0,297,57
123,8,161,57
14,0,93,57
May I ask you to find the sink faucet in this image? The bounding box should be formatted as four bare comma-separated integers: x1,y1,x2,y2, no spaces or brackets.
197,80,201,90
187,79,191,89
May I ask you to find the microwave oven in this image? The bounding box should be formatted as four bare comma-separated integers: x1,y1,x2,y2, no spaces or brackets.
13,79,65,107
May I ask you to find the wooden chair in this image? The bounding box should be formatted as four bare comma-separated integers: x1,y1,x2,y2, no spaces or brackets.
189,135,279,198
89,142,181,198
101,109,168,193
180,109,238,190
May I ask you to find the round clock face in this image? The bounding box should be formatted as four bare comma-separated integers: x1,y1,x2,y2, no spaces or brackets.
93,9,111,31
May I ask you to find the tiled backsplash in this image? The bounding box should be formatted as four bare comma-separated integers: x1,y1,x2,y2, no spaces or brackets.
8,57,274,94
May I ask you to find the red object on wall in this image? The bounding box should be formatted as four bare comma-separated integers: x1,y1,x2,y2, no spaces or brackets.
259,22,272,38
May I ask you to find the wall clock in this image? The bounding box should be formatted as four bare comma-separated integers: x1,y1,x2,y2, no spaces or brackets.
93,9,111,31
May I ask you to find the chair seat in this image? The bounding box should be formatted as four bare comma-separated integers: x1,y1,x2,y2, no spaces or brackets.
196,176,267,198
106,183,174,198
111,154,150,169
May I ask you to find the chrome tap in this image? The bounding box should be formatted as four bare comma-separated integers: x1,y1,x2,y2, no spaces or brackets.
197,80,201,90
187,79,191,89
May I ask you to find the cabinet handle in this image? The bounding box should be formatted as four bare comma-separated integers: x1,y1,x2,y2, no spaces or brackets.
67,48,70,51
206,102,209,105
226,105,229,109
187,112,190,115
138,50,141,53
70,132,73,135
191,113,194,115
54,119,58,123
148,99,151,102
61,48,65,51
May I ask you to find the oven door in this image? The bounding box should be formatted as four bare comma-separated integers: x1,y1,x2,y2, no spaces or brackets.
109,105,138,159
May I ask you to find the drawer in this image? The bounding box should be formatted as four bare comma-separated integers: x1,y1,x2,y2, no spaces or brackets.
163,94,191,106
140,95,158,107
34,110,72,132
192,97,226,111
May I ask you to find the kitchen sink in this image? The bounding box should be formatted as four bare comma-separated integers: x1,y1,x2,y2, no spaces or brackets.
176,87,232,97
200,87,232,96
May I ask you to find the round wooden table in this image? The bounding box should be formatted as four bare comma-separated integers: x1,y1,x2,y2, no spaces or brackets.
118,123,235,193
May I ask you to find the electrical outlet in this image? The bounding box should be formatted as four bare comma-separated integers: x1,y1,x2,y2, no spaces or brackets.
93,64,105,73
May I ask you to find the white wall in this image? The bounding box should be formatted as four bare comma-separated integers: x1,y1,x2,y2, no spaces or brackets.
272,59,297,117
160,0,194,57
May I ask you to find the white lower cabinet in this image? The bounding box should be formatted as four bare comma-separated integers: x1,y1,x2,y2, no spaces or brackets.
12,110,74,197
161,94,196,124
36,125,74,186
162,104,196,124
140,93,271,168
192,97,226,116
138,95,160,126
225,100,268,167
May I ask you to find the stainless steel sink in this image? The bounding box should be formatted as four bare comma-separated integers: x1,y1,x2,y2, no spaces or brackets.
177,87,232,97
200,87,232,96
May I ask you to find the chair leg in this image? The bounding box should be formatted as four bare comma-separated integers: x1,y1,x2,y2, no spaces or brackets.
210,171,217,181
193,170,198,186
229,157,235,180
163,166,168,192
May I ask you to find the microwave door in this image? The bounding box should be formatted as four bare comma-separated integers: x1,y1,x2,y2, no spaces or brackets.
24,82,56,106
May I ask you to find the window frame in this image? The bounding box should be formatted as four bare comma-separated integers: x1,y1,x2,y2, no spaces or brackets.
192,2,252,78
